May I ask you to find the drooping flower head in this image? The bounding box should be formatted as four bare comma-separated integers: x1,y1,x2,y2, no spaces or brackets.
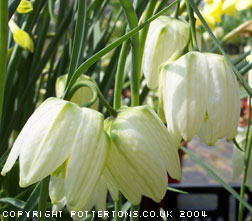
1,98,108,212
17,0,33,14
142,16,191,90
160,51,240,146
8,19,34,52
105,105,181,205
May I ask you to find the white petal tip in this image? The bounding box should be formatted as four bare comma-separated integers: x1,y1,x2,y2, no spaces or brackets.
19,179,30,188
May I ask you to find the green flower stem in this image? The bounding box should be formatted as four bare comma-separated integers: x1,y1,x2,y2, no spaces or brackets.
130,204,140,221
185,0,198,51
63,0,178,97
0,0,8,125
240,63,252,76
65,80,117,117
48,0,57,23
66,0,87,86
65,81,98,108
174,0,181,19
119,0,141,217
29,15,50,73
119,0,140,107
238,97,252,221
187,0,252,97
96,85,117,117
113,40,130,110
244,98,252,150
114,193,122,221
38,176,50,221
139,0,158,76
232,50,251,65
154,0,168,13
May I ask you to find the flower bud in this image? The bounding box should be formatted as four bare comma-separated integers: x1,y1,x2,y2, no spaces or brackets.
8,19,34,52
142,17,190,90
56,74,99,110
17,0,33,14
160,51,240,145
105,106,181,205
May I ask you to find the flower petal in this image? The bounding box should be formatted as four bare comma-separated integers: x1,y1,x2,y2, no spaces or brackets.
17,0,33,14
19,98,81,187
64,108,108,211
162,52,209,143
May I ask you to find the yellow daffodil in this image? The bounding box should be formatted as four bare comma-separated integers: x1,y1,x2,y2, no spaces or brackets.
17,0,33,14
8,19,34,52
197,0,252,29
222,0,239,16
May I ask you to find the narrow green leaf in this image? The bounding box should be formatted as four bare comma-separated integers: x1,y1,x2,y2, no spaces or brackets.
240,87,249,100
0,0,8,126
167,186,188,194
66,0,87,85
0,5,73,153
64,0,178,98
8,0,20,20
232,50,251,66
0,148,10,169
121,201,131,212
240,63,252,76
16,183,41,221
0,197,25,209
233,138,245,152
181,146,252,213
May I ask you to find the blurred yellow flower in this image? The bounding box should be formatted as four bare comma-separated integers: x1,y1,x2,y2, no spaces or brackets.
197,0,252,29
17,0,33,14
8,19,34,52
205,0,223,22
236,0,252,10
222,0,239,16
196,11,216,30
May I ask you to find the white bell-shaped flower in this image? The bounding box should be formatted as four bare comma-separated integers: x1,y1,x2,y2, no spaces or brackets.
1,97,108,210
160,51,240,145
105,106,181,205
142,16,190,90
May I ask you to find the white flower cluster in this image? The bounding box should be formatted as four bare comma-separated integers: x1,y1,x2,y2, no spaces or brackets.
2,16,241,220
